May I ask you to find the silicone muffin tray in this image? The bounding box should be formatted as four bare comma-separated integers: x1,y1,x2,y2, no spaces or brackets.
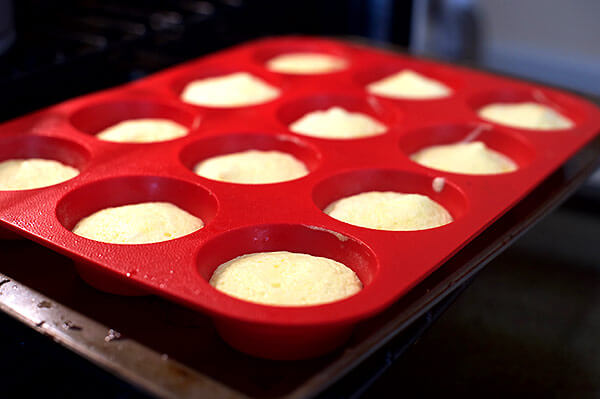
1,37,599,360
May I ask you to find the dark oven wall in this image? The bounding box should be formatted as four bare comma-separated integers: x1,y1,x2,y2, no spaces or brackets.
0,0,413,122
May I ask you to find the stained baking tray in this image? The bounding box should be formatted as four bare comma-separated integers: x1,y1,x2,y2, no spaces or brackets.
1,37,600,397
1,131,598,398
1,36,599,360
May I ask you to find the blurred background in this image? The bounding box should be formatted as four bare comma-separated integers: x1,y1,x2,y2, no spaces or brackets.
1,0,599,189
1,0,599,397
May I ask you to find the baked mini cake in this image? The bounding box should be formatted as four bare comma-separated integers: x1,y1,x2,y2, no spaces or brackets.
367,70,451,99
289,107,386,139
0,158,79,190
324,191,452,231
72,202,203,244
209,251,362,306
96,118,188,143
478,102,574,130
266,53,347,74
411,141,517,175
194,149,308,184
180,72,280,107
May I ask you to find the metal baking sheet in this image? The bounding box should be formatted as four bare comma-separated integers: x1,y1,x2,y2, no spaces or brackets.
1,132,598,398
1,37,599,397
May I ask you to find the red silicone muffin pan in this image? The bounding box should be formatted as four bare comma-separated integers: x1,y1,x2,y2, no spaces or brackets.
1,37,599,360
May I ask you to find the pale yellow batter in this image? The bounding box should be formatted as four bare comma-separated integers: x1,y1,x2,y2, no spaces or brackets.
96,118,188,143
289,107,386,139
72,202,204,244
367,70,451,99
0,158,79,190
324,191,452,231
193,149,308,184
478,102,574,130
180,72,280,107
411,141,517,175
209,251,362,306
266,52,347,74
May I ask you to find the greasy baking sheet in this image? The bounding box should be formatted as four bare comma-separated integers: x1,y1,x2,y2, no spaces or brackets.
1,36,599,396
1,134,598,398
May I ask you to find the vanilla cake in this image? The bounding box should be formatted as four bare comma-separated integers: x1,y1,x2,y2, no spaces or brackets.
411,141,517,175
367,70,451,99
266,53,347,74
96,118,188,143
194,149,308,184
209,251,362,306
289,107,386,139
324,191,452,231
72,202,203,244
0,158,79,190
180,72,280,107
478,102,574,130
